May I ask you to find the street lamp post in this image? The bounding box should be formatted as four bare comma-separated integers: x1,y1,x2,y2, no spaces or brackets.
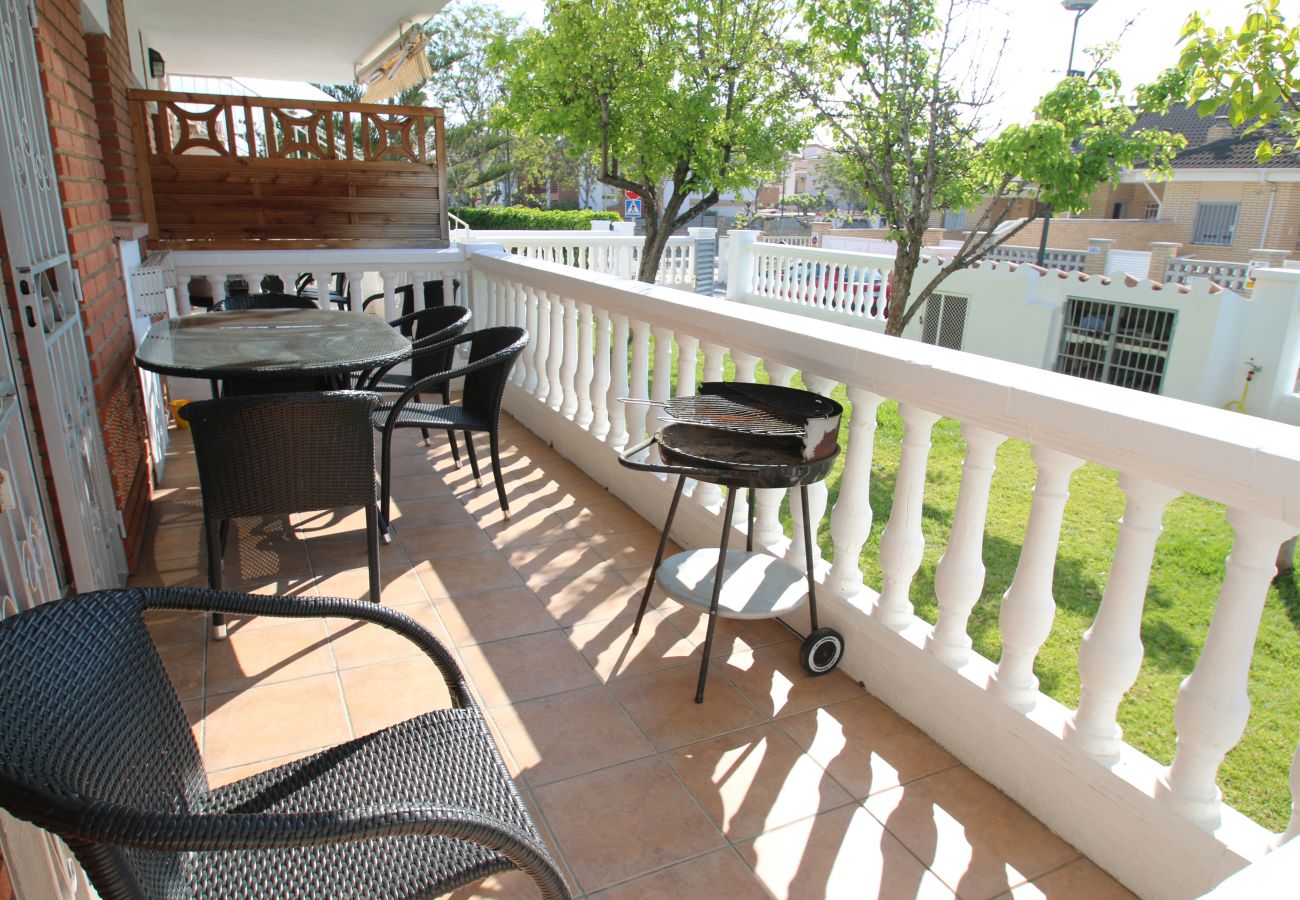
1038,0,1099,266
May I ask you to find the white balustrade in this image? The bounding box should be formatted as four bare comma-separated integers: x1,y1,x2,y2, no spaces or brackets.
575,303,595,428
1066,475,1180,759
729,351,759,531
991,446,1084,711
693,342,726,510
787,373,836,572
927,425,1007,666
559,297,578,415
1157,509,1299,827
592,310,612,439
753,361,796,548
523,286,541,394
607,314,630,448
627,321,652,444
827,387,884,598
1284,744,1300,845
875,404,941,630
651,325,673,406
546,290,565,410
512,282,528,385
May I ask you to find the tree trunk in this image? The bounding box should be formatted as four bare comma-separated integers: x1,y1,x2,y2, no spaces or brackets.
637,218,674,283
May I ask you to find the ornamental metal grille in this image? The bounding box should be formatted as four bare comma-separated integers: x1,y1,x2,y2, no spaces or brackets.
1191,202,1239,246
921,292,968,350
1054,298,1176,394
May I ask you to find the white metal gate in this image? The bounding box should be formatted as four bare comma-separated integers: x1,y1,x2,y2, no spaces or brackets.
0,0,126,593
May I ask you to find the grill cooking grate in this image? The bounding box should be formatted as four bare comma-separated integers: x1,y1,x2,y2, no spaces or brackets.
622,396,805,436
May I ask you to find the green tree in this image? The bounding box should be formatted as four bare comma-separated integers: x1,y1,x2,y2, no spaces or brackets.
1141,0,1300,162
497,0,811,282
789,0,1183,337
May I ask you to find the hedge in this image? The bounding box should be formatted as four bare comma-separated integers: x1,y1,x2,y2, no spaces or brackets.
450,206,621,231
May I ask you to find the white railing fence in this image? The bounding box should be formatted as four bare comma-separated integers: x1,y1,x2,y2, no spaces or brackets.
985,243,1088,272
460,243,1300,900
723,231,1300,427
1168,258,1252,293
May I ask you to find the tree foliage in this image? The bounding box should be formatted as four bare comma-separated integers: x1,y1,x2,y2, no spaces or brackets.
1140,0,1300,162
788,0,1183,336
496,0,811,281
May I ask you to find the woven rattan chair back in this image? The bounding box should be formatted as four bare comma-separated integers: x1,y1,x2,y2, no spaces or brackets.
209,292,318,313
460,326,527,422
180,391,383,608
409,306,472,381
0,590,206,895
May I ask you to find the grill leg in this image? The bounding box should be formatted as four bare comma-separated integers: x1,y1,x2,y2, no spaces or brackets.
801,484,819,632
696,487,738,704
746,487,754,553
633,474,686,636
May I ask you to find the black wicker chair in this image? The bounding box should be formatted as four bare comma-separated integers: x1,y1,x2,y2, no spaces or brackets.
208,292,318,312
0,587,571,900
374,327,527,537
180,392,382,636
362,278,460,320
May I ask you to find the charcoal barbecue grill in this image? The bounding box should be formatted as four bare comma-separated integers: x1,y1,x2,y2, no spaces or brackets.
619,382,846,703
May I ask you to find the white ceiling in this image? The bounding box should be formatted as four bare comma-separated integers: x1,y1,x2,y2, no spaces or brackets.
134,0,448,84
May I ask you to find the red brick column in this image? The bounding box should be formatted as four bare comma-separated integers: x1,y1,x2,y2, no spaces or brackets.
85,0,143,223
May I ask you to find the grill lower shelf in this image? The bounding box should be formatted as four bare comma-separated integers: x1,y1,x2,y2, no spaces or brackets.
655,549,808,619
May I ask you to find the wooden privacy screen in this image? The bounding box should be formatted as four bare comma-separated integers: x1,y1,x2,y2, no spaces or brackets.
127,90,448,249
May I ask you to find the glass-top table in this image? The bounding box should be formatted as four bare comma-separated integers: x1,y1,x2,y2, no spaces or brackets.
135,310,410,380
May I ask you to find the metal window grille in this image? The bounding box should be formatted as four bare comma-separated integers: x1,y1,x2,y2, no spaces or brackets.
128,250,175,317
1191,202,1239,246
921,292,968,350
942,209,966,230
1144,201,1160,220
1054,298,1176,394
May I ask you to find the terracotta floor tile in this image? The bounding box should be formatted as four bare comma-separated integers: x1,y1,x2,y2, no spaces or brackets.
588,528,679,569
157,639,205,701
327,602,452,670
778,695,960,800
507,539,615,587
338,656,457,737
202,673,351,771
128,558,207,589
205,618,334,694
609,665,767,751
474,507,579,549
660,601,798,659
433,585,558,646
147,522,205,562
292,507,373,539
457,630,599,708
864,767,1079,900
665,722,852,841
564,500,654,537
303,531,409,575
591,848,773,899
311,564,431,605
396,521,496,561
1002,859,1138,899
183,699,203,754
719,644,865,719
566,611,700,682
389,471,455,500
532,568,645,626
491,684,654,787
148,490,204,528
145,608,206,645
532,756,725,893
414,553,525,599
736,803,956,900
385,495,474,530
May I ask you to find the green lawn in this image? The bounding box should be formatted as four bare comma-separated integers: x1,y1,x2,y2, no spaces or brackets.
648,341,1298,830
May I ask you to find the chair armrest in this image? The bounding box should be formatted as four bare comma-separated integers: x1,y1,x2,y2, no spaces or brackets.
142,588,471,708
71,801,570,899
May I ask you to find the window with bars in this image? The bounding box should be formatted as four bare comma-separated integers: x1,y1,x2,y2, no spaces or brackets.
1054,298,1176,394
1191,202,1240,246
1144,201,1160,220
921,292,968,351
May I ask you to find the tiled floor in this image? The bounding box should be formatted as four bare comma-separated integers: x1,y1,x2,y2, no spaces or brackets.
135,416,1136,900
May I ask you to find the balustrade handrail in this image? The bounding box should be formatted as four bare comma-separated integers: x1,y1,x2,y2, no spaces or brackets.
469,246,1300,520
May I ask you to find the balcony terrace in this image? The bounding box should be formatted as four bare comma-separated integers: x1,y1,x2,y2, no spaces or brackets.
139,421,1131,899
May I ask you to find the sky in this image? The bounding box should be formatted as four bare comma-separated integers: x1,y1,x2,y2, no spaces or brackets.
481,0,1300,128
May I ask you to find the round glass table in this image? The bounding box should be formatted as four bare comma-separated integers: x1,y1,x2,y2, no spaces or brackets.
135,310,410,382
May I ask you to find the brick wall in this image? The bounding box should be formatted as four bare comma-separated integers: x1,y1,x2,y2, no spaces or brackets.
85,0,143,223
11,0,152,569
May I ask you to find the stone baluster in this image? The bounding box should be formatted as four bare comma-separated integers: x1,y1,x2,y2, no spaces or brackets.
607,314,630,448
928,425,1007,666
340,271,362,311
1281,743,1300,845
174,277,192,315
651,325,673,406
575,303,595,428
413,270,432,311
523,286,541,394
787,373,837,571
729,351,759,529
827,387,884,597
1156,509,1298,827
626,321,652,443
990,446,1084,710
1066,475,1179,759
592,309,612,439
752,361,796,548
510,283,527,385
874,404,941,629
693,342,726,510
210,273,228,305
674,333,699,494
560,298,579,417
533,289,553,402
378,271,399,321
546,290,565,410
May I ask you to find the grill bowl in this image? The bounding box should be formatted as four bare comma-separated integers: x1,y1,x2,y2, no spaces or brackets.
656,423,839,488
